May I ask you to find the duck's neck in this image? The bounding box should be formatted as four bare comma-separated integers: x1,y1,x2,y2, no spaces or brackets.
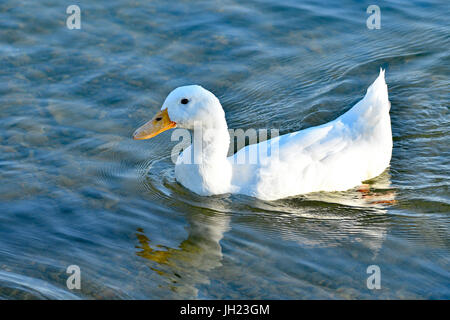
194,119,229,164
176,117,233,196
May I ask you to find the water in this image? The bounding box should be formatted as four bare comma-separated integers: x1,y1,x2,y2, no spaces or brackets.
0,0,449,299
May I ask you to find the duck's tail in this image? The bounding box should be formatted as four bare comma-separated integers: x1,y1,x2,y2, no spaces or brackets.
341,68,391,126
364,68,390,112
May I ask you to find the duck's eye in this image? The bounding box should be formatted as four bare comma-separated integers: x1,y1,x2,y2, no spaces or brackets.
181,98,189,104
155,117,162,121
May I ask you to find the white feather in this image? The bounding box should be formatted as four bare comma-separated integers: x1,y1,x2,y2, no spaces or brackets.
166,70,392,200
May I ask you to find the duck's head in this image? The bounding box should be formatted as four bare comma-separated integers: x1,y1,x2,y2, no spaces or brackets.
133,85,225,140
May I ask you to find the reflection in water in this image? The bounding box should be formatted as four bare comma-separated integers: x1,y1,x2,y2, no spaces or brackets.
274,170,396,254
136,212,230,297
135,169,396,297
302,169,396,208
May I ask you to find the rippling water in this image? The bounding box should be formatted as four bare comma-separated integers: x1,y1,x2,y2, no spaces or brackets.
0,0,449,299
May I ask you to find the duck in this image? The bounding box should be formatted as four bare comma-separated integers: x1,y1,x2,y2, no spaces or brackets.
133,69,392,201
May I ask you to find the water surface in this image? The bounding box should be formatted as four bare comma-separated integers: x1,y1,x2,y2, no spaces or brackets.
0,0,449,299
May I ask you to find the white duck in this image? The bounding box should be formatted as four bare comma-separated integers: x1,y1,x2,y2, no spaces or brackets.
133,69,392,201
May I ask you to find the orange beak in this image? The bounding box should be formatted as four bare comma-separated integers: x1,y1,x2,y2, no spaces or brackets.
133,108,176,140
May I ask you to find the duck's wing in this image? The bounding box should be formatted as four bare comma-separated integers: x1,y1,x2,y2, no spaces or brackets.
229,119,351,198
230,69,391,200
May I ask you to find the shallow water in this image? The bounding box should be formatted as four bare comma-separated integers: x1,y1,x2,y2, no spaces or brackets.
0,0,449,299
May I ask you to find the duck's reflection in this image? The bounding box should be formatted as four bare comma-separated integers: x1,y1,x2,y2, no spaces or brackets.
136,170,396,297
135,211,230,297
271,170,396,254
302,169,396,208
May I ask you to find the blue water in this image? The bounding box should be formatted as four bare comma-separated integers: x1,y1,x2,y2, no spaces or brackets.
0,0,449,299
